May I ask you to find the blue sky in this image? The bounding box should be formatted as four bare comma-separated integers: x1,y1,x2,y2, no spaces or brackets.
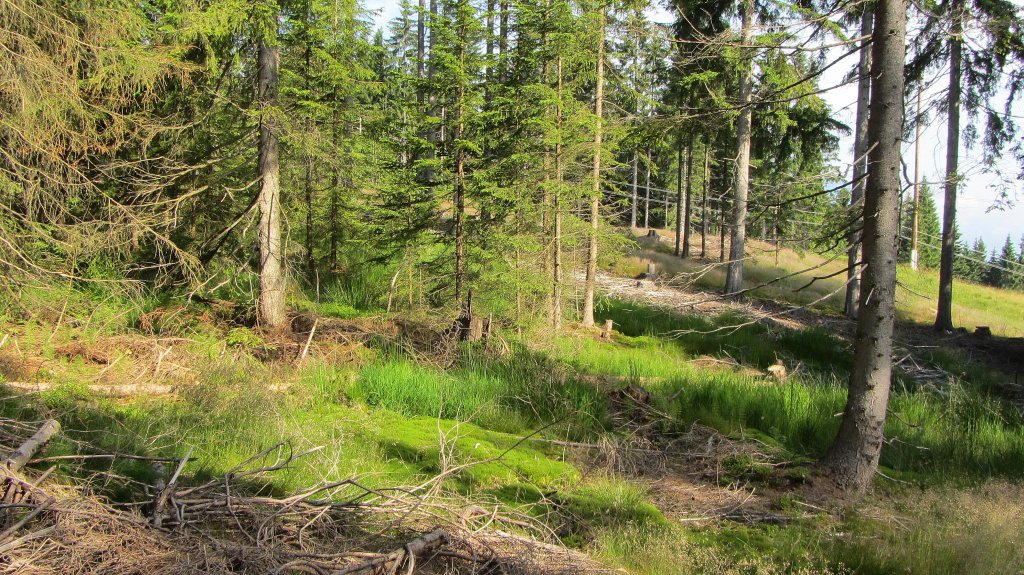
362,0,1023,249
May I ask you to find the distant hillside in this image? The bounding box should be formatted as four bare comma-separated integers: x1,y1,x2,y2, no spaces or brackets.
615,229,1024,337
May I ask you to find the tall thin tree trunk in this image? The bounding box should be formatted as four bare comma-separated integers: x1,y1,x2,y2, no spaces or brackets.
329,111,340,270
643,151,651,229
553,57,564,329
498,0,508,81
911,86,922,271
935,4,961,332
665,184,671,229
423,0,437,183
682,135,694,258
305,157,314,276
630,153,639,229
486,0,494,80
674,138,683,256
329,186,338,269
724,0,754,295
303,30,315,278
823,0,907,491
417,0,425,104
701,143,710,258
845,6,873,318
453,26,467,306
582,5,605,328
719,165,728,263
257,38,286,328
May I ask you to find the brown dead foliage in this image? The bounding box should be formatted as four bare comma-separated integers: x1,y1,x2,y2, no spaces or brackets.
0,352,42,381
54,341,113,365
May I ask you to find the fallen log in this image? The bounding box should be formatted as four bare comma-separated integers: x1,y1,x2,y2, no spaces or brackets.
3,381,174,397
5,419,60,473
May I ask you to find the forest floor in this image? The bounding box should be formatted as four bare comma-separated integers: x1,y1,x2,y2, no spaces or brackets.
1,237,1024,574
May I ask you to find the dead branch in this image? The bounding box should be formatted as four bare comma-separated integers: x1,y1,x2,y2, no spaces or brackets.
4,419,60,473
331,529,448,575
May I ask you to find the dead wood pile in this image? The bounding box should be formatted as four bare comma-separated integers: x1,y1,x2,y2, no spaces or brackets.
0,419,606,575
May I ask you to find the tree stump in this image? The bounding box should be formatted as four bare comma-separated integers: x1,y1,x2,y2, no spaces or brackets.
600,319,614,339
455,291,491,342
468,317,484,342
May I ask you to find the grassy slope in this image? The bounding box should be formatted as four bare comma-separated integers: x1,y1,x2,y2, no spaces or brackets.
613,230,1024,337
3,286,1024,574
2,259,1024,574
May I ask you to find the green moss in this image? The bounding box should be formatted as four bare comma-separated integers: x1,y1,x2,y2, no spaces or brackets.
564,479,668,528
365,413,579,490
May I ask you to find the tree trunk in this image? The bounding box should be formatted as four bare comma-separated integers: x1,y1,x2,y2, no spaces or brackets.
674,138,683,256
719,164,728,263
582,5,605,328
257,38,286,329
701,143,710,258
303,28,315,279
724,0,754,295
822,0,907,492
935,2,962,332
665,184,671,229
305,157,314,277
454,159,465,306
417,0,425,104
682,135,694,258
498,0,508,80
630,153,639,229
486,0,494,80
453,28,467,306
330,186,338,269
911,86,922,271
553,57,564,329
845,6,873,319
643,151,651,229
423,0,438,183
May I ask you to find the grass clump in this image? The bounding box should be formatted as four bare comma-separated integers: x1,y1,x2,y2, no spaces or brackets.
564,479,667,529
350,349,608,437
664,373,846,457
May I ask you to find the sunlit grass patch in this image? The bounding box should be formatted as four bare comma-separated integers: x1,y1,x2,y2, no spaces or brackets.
834,483,1024,575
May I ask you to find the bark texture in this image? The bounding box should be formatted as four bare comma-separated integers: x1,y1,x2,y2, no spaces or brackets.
582,5,605,328
724,0,754,295
681,137,694,258
845,7,873,319
552,58,564,329
701,144,710,257
257,39,286,329
823,0,906,492
674,140,683,256
935,1,962,332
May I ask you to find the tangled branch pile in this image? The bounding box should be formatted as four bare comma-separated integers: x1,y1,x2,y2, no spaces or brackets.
0,419,605,575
